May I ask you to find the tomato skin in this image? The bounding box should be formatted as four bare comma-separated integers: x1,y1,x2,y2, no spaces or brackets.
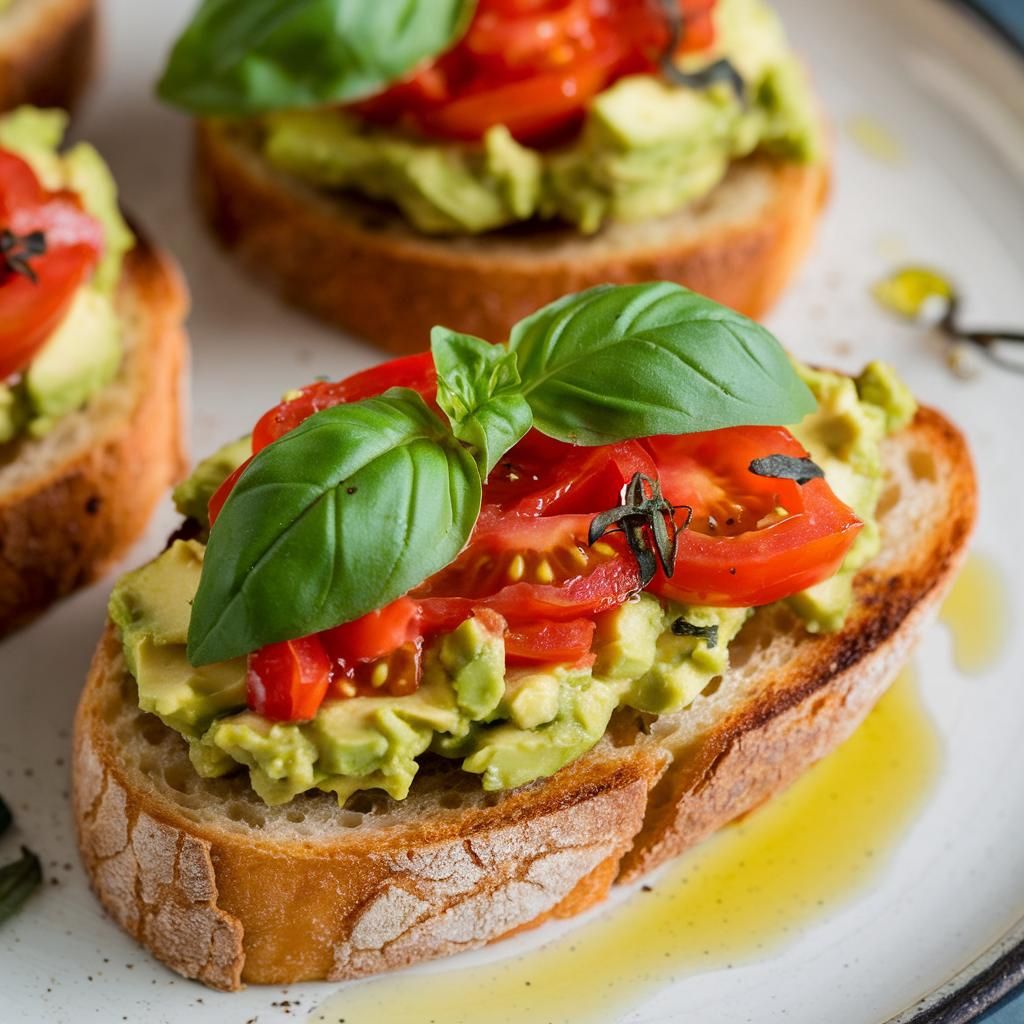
0,150,104,381
414,516,638,639
646,426,863,607
246,635,332,722
505,617,596,666
482,435,656,519
251,352,436,453
322,596,421,665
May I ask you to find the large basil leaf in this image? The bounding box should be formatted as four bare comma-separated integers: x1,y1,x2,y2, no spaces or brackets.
509,283,817,445
187,390,480,666
431,327,533,476
158,0,476,116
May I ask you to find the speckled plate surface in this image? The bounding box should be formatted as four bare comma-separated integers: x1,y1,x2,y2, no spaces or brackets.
1,1,1023,1021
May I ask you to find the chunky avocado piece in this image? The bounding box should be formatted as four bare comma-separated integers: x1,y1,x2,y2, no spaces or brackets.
857,360,917,432
205,714,321,804
173,435,252,527
257,0,818,235
592,593,663,681
109,541,247,736
501,668,563,730
461,672,620,791
788,572,855,636
263,111,542,235
627,604,749,714
24,289,121,435
436,614,506,718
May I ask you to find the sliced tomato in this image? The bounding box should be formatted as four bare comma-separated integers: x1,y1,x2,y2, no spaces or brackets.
1,150,104,381
251,352,436,453
505,617,596,666
246,635,332,722
482,433,656,519
321,596,421,665
416,29,625,145
646,426,863,607
416,513,639,628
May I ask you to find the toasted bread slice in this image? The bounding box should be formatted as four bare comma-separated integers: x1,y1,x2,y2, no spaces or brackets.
0,0,96,113
72,406,974,990
195,118,829,355
0,235,188,636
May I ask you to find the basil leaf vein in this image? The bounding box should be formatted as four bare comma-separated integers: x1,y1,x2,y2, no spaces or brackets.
187,390,481,665
158,0,477,116
509,282,816,445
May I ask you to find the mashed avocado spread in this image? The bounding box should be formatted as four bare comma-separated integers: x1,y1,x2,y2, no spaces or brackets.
110,363,915,807
0,107,133,443
255,0,820,236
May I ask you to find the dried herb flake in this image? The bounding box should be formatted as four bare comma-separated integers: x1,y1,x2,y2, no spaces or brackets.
589,473,691,589
671,618,719,648
657,0,745,102
1,229,47,284
749,454,824,486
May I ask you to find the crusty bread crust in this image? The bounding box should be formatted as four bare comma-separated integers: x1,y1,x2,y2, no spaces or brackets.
72,407,975,990
0,235,188,636
195,118,829,354
0,0,96,113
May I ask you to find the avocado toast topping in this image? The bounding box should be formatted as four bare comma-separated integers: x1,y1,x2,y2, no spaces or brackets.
105,284,914,807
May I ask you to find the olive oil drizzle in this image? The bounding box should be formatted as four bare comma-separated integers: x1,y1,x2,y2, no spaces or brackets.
940,554,1011,675
313,670,939,1024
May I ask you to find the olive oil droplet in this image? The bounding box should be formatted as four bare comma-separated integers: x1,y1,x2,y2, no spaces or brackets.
313,670,939,1024
940,553,1010,674
847,115,905,164
872,266,954,321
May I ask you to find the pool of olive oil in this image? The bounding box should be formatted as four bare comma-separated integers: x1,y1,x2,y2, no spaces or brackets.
313,670,939,1024
940,554,1010,675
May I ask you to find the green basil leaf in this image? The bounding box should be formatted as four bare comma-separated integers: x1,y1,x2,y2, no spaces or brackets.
431,327,533,476
187,390,481,665
0,847,42,924
509,282,817,445
158,0,477,116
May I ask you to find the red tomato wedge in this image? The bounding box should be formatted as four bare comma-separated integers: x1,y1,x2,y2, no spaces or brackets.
246,635,332,722
505,618,596,666
646,426,863,607
1,150,104,381
415,513,639,629
322,597,421,665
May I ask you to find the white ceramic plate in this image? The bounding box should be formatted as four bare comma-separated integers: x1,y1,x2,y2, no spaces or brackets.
2,0,1023,1021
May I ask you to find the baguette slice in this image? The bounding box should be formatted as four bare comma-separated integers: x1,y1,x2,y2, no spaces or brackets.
0,234,188,635
196,118,829,355
72,406,975,991
0,0,96,113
